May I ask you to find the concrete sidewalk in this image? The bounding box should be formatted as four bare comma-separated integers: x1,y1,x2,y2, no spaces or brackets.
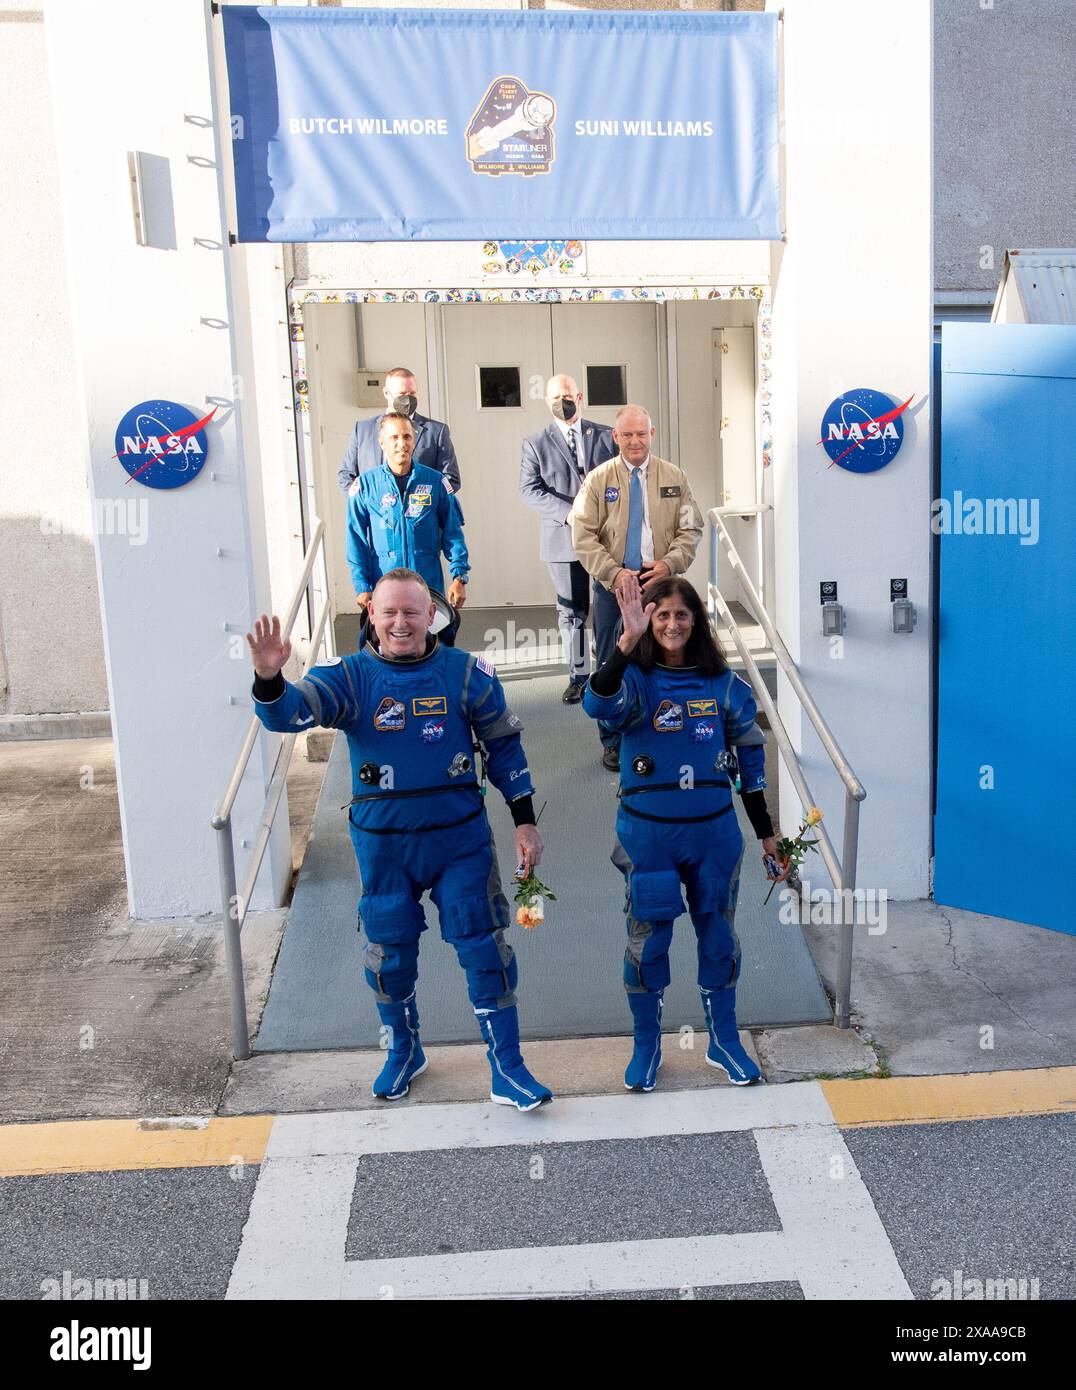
1,735,1073,1121
0,736,325,1123
803,898,1076,1078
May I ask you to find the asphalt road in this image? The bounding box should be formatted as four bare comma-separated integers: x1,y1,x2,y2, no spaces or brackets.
1,1084,1071,1304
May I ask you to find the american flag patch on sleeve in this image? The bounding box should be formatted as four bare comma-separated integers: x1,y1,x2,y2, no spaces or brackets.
476,654,496,677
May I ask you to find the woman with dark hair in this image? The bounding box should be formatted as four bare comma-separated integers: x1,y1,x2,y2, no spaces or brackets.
582,574,785,1092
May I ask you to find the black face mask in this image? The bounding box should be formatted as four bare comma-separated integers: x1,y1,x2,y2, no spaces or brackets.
550,397,578,423
390,393,418,418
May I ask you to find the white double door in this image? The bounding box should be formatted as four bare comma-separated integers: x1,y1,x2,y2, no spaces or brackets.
440,303,662,608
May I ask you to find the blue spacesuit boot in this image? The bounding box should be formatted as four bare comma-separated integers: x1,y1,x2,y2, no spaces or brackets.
371,993,428,1100
476,1005,553,1112
624,990,664,1092
701,986,761,1086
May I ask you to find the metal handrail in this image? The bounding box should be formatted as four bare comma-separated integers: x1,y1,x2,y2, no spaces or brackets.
210,520,333,1060
708,507,866,1029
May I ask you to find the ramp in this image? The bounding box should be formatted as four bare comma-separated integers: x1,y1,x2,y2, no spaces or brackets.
255,675,830,1050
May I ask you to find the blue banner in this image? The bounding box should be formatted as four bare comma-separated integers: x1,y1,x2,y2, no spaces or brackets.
222,6,781,243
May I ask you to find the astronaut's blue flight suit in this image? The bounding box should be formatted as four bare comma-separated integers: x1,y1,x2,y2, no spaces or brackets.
583,661,767,1089
346,462,469,600
253,639,551,1110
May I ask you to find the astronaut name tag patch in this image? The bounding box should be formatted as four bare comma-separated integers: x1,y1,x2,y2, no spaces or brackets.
687,699,718,717
653,699,684,732
604,487,620,503
412,696,447,716
660,486,682,498
692,721,717,743
373,696,406,732
421,720,445,743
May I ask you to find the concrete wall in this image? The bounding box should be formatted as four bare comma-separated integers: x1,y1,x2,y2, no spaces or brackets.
240,243,309,633
46,0,291,917
934,0,1076,294
769,0,933,900
0,2,108,723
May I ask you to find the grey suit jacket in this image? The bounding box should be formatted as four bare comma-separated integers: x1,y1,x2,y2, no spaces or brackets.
519,419,617,563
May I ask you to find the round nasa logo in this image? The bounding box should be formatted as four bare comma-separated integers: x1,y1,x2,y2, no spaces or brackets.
113,400,215,490
820,389,911,474
692,722,716,743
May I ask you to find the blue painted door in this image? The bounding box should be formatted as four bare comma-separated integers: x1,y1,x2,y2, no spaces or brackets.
935,324,1076,934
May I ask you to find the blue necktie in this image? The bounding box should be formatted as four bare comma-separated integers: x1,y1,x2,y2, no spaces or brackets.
623,467,644,571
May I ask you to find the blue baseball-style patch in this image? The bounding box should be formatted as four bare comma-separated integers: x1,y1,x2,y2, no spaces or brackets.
373,696,406,732
604,486,620,503
421,720,445,743
692,722,716,743
653,699,684,733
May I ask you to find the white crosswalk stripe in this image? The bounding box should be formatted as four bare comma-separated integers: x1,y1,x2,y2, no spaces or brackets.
342,1234,795,1300
228,1082,913,1300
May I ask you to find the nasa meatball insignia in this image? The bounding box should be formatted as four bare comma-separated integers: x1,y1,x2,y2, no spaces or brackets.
820,388,912,474
113,399,216,490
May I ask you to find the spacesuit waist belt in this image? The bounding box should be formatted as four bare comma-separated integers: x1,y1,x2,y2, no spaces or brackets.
350,803,485,837
619,800,734,826
348,781,480,804
621,779,733,796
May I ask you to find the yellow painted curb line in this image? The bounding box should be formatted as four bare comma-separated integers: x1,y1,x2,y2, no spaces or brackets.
821,1067,1076,1128
0,1115,274,1177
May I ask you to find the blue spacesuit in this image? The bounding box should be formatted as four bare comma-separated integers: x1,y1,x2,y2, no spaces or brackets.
346,462,469,599
583,661,767,1089
253,638,551,1111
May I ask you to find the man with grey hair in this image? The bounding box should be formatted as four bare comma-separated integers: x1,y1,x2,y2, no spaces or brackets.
247,568,551,1111
571,404,704,768
519,374,616,701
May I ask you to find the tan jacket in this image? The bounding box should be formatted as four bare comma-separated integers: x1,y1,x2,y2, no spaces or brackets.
570,454,704,589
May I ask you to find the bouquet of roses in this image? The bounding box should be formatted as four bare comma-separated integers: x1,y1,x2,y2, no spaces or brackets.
514,869,557,928
764,806,823,904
